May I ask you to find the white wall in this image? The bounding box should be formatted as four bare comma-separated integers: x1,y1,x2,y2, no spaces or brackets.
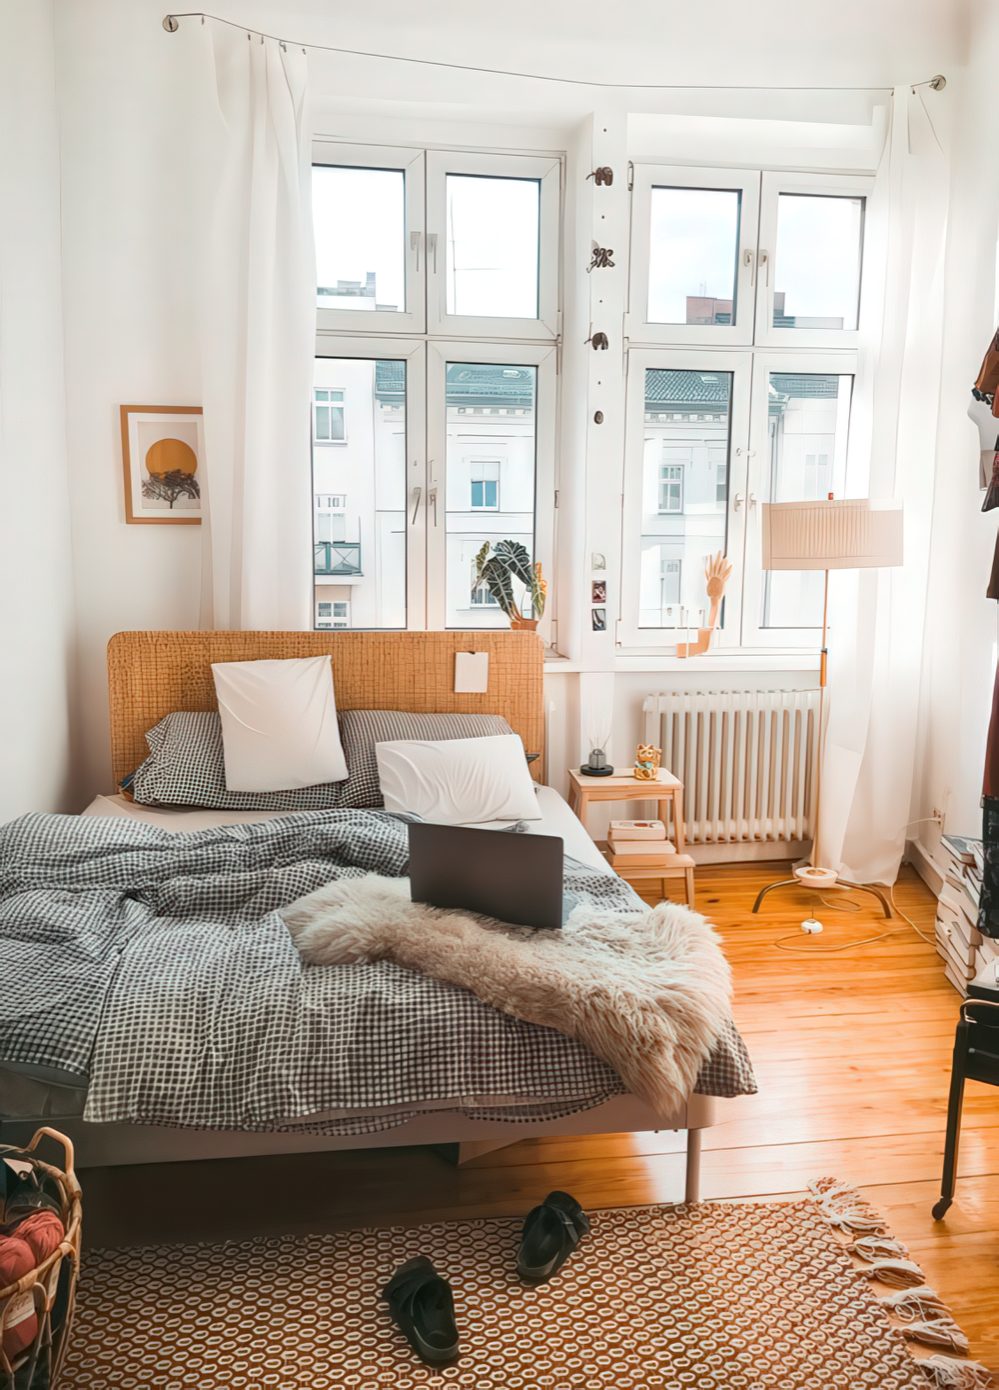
913,0,999,855
0,0,77,817
54,0,205,798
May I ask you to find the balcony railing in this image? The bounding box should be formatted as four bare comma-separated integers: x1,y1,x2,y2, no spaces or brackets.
314,541,362,576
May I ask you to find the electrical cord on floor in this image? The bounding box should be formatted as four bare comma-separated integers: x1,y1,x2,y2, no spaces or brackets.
771,816,942,954
771,888,936,953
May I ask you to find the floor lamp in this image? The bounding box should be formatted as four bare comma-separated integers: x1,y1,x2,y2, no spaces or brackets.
751,497,904,918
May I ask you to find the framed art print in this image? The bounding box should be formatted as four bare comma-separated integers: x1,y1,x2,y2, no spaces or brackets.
120,404,204,524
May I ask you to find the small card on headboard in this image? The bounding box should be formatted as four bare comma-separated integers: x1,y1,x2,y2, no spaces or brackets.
454,651,489,694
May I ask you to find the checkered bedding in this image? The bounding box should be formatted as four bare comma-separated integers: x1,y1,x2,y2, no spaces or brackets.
0,809,755,1135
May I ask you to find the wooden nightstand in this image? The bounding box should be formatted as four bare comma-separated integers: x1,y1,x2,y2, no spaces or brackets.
567,767,695,907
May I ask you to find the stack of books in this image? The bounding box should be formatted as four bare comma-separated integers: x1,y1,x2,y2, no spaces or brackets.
605,819,674,870
935,833,998,994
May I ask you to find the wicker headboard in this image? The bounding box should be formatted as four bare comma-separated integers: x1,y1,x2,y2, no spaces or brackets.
107,630,545,788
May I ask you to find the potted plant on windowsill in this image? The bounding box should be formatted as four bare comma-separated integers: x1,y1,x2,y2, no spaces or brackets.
474,540,548,631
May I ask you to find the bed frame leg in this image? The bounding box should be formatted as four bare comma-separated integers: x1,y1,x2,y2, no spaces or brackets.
684,1127,702,1204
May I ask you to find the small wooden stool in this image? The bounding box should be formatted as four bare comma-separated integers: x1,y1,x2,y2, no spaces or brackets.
567,768,694,907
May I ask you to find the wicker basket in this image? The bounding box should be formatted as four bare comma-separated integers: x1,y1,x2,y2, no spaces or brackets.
0,1129,82,1390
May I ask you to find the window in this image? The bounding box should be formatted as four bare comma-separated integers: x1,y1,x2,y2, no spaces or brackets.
316,599,351,630
630,166,869,350
314,388,345,443
749,366,854,635
313,144,425,335
622,162,870,649
312,142,560,635
312,352,410,628
430,352,552,630
658,462,684,514
469,563,499,607
622,358,742,640
470,461,500,510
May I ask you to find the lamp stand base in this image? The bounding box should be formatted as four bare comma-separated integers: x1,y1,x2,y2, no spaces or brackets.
751,876,893,919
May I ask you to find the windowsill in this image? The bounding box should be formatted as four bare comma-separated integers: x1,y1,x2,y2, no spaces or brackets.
544,650,820,674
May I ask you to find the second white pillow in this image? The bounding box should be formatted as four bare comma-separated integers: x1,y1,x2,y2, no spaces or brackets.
211,655,349,792
374,733,540,824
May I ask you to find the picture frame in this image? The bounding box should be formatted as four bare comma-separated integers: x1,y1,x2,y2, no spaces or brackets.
591,579,607,604
120,404,204,525
591,607,607,632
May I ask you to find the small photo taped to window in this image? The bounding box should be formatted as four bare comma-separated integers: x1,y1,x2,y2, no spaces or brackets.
591,580,606,604
591,607,607,632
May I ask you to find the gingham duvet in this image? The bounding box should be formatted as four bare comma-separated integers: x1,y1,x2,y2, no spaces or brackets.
0,809,755,1134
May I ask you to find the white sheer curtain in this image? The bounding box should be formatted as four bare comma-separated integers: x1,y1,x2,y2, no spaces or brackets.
196,27,315,630
816,88,950,884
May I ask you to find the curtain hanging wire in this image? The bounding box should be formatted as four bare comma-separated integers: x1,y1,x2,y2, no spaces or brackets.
162,12,945,94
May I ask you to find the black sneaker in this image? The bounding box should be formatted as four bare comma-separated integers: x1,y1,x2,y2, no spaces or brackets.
516,1190,590,1283
382,1256,459,1366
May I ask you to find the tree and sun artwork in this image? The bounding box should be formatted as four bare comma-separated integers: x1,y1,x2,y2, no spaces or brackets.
120,404,204,525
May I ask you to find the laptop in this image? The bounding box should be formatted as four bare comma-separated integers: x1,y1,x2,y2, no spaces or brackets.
407,821,567,929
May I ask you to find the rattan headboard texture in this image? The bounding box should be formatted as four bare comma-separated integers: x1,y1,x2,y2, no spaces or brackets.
107,630,545,787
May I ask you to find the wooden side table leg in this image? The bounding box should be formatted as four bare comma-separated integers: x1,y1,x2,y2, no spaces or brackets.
684,865,695,907
672,787,686,854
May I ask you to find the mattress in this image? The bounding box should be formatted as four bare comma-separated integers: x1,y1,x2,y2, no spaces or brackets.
82,784,610,873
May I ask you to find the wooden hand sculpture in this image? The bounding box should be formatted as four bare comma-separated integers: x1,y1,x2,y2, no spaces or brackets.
676,551,734,658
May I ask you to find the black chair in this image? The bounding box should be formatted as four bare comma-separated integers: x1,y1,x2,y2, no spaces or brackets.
932,982,999,1220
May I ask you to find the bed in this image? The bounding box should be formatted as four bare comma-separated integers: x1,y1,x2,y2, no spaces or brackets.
0,631,754,1199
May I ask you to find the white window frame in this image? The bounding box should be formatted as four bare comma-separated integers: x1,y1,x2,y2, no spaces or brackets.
312,142,426,336
619,348,752,650
314,334,428,630
313,388,346,445
739,350,857,648
627,165,761,347
425,341,557,631
469,459,501,511
754,171,872,350
657,461,685,514
426,150,561,341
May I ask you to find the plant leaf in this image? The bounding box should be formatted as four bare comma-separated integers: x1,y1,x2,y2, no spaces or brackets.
491,539,534,589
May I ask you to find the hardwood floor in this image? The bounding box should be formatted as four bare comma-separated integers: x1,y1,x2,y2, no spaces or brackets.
80,862,999,1370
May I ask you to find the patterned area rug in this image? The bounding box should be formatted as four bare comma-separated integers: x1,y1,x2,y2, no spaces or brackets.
62,1183,988,1389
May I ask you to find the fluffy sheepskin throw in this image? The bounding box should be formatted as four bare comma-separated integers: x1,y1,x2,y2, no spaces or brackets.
282,875,732,1118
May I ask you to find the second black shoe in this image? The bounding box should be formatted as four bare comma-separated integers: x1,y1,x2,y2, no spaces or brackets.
382,1256,459,1366
516,1190,590,1283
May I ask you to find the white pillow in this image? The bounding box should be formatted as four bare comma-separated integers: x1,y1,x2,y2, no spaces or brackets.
211,656,348,792
374,733,540,824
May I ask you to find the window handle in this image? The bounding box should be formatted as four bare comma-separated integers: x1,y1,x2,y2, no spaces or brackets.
410,484,422,525
428,485,438,526
427,232,438,274
734,492,745,511
759,249,770,286
410,230,422,272
743,248,756,287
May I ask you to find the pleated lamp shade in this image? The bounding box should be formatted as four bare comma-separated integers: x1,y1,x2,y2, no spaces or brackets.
761,499,904,571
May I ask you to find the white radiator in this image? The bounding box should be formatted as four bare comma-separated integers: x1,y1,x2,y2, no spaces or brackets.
642,689,821,846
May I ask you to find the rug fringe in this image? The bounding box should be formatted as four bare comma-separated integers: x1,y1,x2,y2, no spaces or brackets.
859,1258,928,1289
919,1354,993,1388
808,1177,886,1234
904,1321,971,1355
809,1180,992,1387
851,1233,910,1262
883,1287,951,1321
